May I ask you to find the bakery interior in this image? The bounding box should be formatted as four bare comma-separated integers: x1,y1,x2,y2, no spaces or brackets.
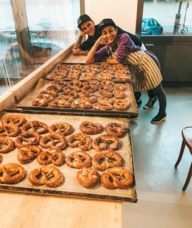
0,0,192,228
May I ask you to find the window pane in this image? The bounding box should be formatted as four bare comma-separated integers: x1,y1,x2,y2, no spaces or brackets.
142,0,192,36
25,0,80,53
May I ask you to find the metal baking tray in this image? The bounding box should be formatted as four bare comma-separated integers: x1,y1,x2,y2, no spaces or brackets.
0,110,137,202
44,62,132,83
16,79,138,118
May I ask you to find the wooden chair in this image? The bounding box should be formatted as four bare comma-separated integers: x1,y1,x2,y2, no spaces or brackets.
175,126,192,191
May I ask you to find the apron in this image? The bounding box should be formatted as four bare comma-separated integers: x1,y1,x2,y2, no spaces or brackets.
126,50,162,92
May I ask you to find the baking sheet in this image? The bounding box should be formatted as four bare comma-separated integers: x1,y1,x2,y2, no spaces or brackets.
0,110,137,202
44,62,132,82
16,79,138,118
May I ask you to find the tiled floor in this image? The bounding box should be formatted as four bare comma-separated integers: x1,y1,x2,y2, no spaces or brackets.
123,87,192,228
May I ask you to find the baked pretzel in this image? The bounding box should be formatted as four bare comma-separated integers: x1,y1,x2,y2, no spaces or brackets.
0,137,15,153
15,131,40,148
0,124,20,137
0,163,26,184
1,114,27,127
101,167,133,189
37,150,65,166
28,165,64,187
21,121,49,135
105,122,129,138
40,133,67,150
66,151,92,169
114,84,127,91
92,134,121,151
113,90,126,99
113,99,130,110
80,121,104,135
92,151,123,171
49,96,72,108
98,90,113,99
67,133,92,151
93,99,113,111
50,122,74,136
17,146,42,164
76,168,100,188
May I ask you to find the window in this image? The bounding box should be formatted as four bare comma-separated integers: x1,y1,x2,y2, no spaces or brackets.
141,0,192,36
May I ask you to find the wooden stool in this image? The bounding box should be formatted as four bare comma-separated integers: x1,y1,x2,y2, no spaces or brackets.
175,126,192,191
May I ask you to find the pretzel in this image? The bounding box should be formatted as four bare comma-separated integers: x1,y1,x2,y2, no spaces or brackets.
101,167,133,189
80,121,104,135
50,122,74,137
113,99,130,110
17,146,42,164
113,90,126,99
37,150,65,166
21,121,49,135
28,165,64,187
0,124,20,137
40,133,67,150
66,151,92,169
0,137,15,153
67,133,92,151
105,122,129,138
15,131,40,148
49,95,73,108
92,151,123,171
92,134,121,151
76,168,100,188
93,99,113,111
1,114,27,127
0,163,26,184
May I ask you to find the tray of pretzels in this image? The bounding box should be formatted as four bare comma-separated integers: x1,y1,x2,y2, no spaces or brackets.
44,62,132,82
17,78,138,118
0,110,137,202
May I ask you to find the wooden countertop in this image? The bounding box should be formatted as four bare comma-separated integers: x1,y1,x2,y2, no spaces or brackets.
0,192,122,228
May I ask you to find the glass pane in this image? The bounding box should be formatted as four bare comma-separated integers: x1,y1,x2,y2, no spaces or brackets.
142,0,192,36
25,0,80,54
0,0,22,95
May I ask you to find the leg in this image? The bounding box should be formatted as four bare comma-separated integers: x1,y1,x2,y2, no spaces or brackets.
151,84,167,124
175,139,185,168
182,162,192,191
134,91,142,107
143,90,157,110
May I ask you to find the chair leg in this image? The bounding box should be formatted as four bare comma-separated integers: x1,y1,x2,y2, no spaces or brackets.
175,139,185,168
182,163,192,191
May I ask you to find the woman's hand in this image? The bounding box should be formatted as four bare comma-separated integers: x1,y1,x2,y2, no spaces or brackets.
106,56,119,64
96,35,109,45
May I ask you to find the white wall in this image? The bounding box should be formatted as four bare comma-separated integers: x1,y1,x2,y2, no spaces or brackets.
84,0,138,33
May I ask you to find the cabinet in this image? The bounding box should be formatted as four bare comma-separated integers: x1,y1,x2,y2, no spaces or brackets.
142,36,192,86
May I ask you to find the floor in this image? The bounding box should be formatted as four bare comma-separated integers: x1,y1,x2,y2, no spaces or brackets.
123,87,192,228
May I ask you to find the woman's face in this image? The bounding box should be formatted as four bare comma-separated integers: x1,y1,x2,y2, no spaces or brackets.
101,26,117,44
80,20,95,36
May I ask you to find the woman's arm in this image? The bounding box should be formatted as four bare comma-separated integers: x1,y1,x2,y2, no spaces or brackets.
85,35,108,63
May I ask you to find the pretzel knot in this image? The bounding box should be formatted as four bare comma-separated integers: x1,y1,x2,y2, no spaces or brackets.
40,133,68,150
92,134,121,151
37,150,65,166
15,132,40,148
66,151,92,169
0,124,20,137
0,163,27,184
0,137,15,153
21,121,49,135
105,122,129,138
92,151,123,171
1,114,27,127
68,133,92,151
28,165,64,187
80,121,104,135
50,122,74,136
17,146,42,164
101,167,133,189
76,168,100,188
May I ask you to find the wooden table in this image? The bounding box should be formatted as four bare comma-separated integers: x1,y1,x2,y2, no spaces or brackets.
0,192,122,228
0,51,136,228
